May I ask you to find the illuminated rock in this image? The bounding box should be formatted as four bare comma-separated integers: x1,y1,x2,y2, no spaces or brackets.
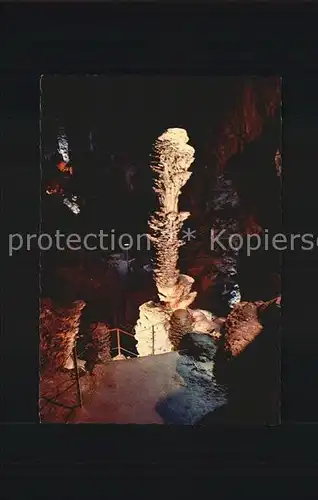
63,195,80,215
148,128,196,310
57,128,70,163
40,299,86,373
135,128,197,356
134,301,172,357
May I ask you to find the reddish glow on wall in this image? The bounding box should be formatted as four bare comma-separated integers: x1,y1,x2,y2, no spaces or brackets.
215,77,281,173
57,161,73,175
46,182,64,195
263,76,281,118
275,149,282,177
244,215,262,235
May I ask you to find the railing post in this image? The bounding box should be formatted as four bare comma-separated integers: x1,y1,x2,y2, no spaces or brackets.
73,346,83,408
117,328,121,356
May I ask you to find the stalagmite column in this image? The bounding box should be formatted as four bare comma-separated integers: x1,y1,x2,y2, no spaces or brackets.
135,128,197,356
40,299,86,373
149,128,197,309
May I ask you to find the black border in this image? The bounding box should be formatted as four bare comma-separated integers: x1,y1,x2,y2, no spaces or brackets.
2,2,318,476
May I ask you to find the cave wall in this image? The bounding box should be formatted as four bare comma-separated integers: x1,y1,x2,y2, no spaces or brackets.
41,76,281,323
226,116,281,302
181,77,281,305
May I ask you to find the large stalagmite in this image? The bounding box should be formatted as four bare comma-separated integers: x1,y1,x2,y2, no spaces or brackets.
149,128,197,309
135,128,197,356
40,299,86,372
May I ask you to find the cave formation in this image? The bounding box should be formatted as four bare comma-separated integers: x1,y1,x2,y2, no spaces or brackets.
40,76,281,423
41,76,281,342
134,128,219,356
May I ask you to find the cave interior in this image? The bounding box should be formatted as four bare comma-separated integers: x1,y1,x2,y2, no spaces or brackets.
41,75,281,344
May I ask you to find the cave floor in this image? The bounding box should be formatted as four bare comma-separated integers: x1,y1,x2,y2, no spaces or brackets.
71,352,183,424
70,351,227,425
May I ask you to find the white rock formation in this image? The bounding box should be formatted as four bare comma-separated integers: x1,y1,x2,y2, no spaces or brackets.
190,309,216,334
134,302,173,357
134,128,196,356
63,195,81,215
57,128,70,163
148,128,196,310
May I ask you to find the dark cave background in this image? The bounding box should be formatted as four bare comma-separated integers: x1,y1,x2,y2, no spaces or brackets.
40,76,281,330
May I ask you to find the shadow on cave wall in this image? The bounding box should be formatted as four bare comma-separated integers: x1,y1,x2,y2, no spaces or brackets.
196,302,281,425
228,119,282,302
154,334,227,425
153,299,280,426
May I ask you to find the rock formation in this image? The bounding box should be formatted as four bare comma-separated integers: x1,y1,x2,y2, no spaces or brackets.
169,309,194,350
198,298,281,425
135,301,172,357
179,332,218,363
57,128,70,164
209,174,242,310
155,333,227,425
222,301,263,358
135,128,197,356
89,322,111,363
219,297,280,358
40,298,86,373
190,309,221,337
148,128,197,309
275,149,282,178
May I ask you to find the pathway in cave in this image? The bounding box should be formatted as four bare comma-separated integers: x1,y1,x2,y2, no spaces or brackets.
72,352,181,424
71,352,227,424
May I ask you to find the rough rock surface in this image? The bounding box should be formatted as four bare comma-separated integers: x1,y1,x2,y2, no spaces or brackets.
222,301,263,357
168,309,194,350
198,299,281,425
157,274,197,311
220,298,281,358
40,298,86,373
86,322,111,368
134,301,172,357
190,308,217,334
134,127,197,356
148,128,196,310
155,335,226,425
179,333,218,362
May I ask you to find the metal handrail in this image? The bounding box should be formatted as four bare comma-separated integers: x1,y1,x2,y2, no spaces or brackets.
107,327,136,338
111,346,138,357
40,323,167,416
40,346,88,413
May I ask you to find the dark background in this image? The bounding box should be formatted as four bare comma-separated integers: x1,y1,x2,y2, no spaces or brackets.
40,75,241,228
42,76,237,154
1,1,318,478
